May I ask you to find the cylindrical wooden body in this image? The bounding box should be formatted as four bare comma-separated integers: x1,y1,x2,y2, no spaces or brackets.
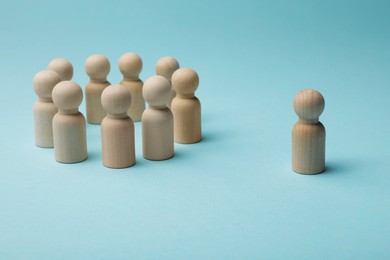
85,82,109,124
171,97,201,144
120,79,144,122
292,122,325,174
166,89,176,109
33,101,58,148
53,112,87,163
142,108,174,160
101,117,135,168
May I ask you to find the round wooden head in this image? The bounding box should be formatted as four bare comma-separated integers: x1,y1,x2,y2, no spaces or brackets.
155,56,180,81
143,76,171,108
118,52,142,79
293,89,325,120
52,81,83,112
84,54,110,81
171,68,199,96
47,58,73,81
33,70,61,100
101,84,132,116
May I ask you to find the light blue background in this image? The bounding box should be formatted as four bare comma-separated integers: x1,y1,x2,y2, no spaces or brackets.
1,0,390,258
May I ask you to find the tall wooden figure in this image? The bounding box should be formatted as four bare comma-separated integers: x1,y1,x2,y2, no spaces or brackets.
33,70,61,148
85,54,111,124
171,68,201,144
142,76,174,160
52,81,87,163
292,89,326,174
101,84,136,168
118,52,144,122
155,56,180,108
47,58,73,81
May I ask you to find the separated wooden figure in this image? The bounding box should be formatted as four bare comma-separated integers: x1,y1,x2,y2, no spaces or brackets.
292,89,326,174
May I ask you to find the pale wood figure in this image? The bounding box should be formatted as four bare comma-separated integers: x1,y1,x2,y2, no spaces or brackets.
47,58,73,81
171,68,201,144
52,81,87,163
292,89,326,174
101,84,135,168
85,54,110,124
142,76,174,160
118,52,144,122
155,56,180,108
33,70,61,148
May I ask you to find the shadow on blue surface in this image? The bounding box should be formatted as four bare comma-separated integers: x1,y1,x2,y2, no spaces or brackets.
201,130,229,143
85,151,100,162
324,160,356,175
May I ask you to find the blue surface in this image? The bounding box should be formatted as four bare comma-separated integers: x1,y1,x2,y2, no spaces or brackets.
1,0,390,258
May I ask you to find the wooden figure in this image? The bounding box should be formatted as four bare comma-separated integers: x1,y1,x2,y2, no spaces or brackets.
118,52,144,122
85,54,111,124
142,75,174,160
171,68,201,144
101,84,135,168
155,56,180,108
33,70,61,148
52,81,87,163
292,89,326,174
47,58,73,81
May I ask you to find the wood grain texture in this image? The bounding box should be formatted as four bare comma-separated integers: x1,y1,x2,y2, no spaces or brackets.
171,68,202,144
33,70,61,148
85,54,110,124
85,81,110,124
292,89,326,174
118,52,144,122
142,76,174,160
47,58,73,81
101,84,135,168
155,56,180,108
34,102,58,148
120,79,144,121
52,81,87,163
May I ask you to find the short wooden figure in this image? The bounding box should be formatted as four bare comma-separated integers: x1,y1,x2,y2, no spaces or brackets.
118,52,144,122
101,84,136,168
292,89,326,174
171,68,201,144
33,70,61,148
142,76,174,160
155,56,180,108
47,58,73,81
52,81,87,163
85,54,111,124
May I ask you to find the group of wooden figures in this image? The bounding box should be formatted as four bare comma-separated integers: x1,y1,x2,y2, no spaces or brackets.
33,53,201,169
33,53,327,174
